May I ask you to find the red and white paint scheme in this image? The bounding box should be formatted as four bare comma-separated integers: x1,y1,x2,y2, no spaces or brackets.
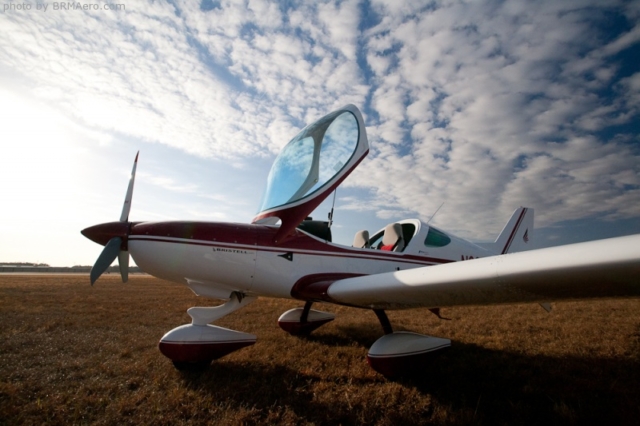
82,104,640,376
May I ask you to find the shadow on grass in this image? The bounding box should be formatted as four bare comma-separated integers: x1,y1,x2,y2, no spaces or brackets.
177,336,640,425
177,361,364,424
393,342,640,425
300,323,384,347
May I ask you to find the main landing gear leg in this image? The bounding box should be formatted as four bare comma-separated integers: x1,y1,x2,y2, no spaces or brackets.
300,301,313,323
373,309,394,335
367,308,451,377
159,292,258,371
278,301,336,335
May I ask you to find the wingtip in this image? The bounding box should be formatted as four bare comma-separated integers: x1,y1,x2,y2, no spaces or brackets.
134,151,139,162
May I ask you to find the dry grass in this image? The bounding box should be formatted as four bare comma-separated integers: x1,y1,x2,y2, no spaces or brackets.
1,275,639,425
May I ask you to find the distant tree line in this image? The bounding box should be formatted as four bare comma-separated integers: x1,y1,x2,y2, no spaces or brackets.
0,262,50,267
0,263,144,274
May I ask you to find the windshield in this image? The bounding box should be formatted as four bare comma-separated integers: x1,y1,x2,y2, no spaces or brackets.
258,110,359,213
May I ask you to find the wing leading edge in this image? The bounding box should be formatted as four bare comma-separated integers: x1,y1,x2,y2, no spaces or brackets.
326,234,640,310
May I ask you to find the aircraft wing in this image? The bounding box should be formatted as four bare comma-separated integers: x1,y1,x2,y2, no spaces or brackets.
326,234,640,310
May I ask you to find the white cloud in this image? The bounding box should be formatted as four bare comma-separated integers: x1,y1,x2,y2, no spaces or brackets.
351,0,640,239
0,0,638,265
317,0,361,60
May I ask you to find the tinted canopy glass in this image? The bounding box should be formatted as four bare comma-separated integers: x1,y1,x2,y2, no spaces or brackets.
258,110,359,213
424,227,452,247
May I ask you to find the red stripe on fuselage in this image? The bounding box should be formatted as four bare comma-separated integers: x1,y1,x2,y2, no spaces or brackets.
129,221,454,266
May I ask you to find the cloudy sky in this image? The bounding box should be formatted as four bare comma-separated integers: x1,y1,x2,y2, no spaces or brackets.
1,0,639,267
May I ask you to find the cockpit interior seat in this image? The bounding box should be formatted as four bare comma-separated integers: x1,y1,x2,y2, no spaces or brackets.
352,230,370,248
380,223,405,252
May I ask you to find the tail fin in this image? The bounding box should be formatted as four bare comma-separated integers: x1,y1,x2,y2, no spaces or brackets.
490,207,534,254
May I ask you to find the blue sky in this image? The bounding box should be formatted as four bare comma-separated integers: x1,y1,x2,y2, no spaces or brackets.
0,0,639,266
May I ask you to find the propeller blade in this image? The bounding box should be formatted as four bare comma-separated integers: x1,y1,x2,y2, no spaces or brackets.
119,152,139,222
118,250,130,283
90,237,122,285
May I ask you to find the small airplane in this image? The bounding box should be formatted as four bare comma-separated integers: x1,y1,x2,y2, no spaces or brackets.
82,104,640,376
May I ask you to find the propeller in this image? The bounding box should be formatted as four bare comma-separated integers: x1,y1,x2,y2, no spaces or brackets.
86,152,138,285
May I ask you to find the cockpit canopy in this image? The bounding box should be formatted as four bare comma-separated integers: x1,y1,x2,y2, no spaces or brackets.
258,108,363,213
253,105,369,237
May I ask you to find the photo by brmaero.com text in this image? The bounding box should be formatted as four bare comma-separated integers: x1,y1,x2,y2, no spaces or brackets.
2,3,125,12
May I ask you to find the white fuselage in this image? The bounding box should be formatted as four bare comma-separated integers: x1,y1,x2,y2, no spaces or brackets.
128,219,495,302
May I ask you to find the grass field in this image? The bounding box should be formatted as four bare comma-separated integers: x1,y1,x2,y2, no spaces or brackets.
1,275,639,425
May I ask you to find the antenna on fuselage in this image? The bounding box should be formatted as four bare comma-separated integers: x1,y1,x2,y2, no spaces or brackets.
427,202,444,224
328,189,337,229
